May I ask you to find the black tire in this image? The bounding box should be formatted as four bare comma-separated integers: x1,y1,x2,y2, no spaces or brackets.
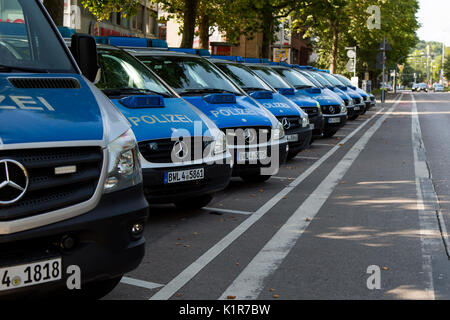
286,151,299,161
175,194,213,209
323,130,338,138
240,174,271,183
349,115,359,120
75,276,122,300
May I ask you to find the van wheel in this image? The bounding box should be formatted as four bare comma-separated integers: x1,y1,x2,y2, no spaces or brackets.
240,174,271,183
323,130,338,138
286,151,299,161
77,276,122,300
175,194,213,209
349,115,359,120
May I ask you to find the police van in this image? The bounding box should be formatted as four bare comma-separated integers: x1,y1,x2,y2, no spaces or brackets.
333,74,374,112
89,39,232,209
123,48,288,183
314,70,366,120
0,0,148,298
255,64,347,138
240,62,324,141
209,56,312,160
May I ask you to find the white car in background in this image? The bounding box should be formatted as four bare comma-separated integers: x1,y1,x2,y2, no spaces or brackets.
433,83,444,92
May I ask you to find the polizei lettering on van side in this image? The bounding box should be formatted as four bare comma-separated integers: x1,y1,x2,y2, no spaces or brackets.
210,107,258,118
128,114,193,126
0,96,55,111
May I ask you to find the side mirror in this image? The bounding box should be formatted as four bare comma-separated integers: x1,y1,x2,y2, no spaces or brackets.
70,34,99,83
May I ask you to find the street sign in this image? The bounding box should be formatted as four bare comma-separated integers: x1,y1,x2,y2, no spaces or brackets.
346,59,355,72
347,50,356,59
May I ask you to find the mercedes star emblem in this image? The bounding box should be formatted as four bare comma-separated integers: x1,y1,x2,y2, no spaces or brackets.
0,159,29,205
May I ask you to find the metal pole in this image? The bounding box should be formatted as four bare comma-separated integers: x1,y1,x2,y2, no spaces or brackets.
381,37,386,106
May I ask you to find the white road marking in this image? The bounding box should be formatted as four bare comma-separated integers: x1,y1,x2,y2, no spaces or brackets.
203,207,253,215
149,96,401,300
120,277,164,290
411,93,442,300
295,156,320,160
219,95,403,300
311,143,335,147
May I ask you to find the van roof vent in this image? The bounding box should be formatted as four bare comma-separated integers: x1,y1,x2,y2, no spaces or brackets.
8,78,81,89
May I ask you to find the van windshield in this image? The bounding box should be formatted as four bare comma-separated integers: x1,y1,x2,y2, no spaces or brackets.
0,0,75,73
137,55,242,96
96,47,173,97
272,68,316,89
247,65,292,90
214,62,273,93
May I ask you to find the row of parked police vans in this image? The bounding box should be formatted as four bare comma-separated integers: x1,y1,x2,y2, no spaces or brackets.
0,0,376,299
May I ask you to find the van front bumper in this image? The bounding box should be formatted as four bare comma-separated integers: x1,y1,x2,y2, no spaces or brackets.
0,185,148,299
323,113,347,133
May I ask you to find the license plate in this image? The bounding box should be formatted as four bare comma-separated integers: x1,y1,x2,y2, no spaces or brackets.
237,150,268,162
0,258,62,291
354,106,360,110
286,134,299,142
328,117,341,124
164,168,204,184
310,124,315,129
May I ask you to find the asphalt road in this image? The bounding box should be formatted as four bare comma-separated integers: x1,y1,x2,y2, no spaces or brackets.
105,91,450,300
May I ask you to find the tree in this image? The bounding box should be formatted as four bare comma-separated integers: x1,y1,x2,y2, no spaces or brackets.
43,0,64,25
80,0,139,21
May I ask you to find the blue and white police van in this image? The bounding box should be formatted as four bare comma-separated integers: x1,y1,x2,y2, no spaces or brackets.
265,64,347,138
124,48,288,183
90,40,232,208
313,70,366,120
0,0,148,298
333,74,375,112
241,62,324,141
208,56,312,160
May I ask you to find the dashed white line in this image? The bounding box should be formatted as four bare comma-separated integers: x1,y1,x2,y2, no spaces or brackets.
203,207,253,215
295,156,320,160
121,277,164,290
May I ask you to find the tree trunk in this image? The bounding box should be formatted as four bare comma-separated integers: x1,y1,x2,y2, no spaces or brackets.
261,10,274,59
198,15,210,50
43,0,65,26
330,23,339,74
180,0,199,48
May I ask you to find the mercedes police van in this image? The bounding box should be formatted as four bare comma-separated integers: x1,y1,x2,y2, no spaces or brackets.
333,74,373,112
306,69,365,121
242,63,324,141
268,65,347,138
0,0,148,298
209,56,312,160
91,39,232,209
128,49,288,183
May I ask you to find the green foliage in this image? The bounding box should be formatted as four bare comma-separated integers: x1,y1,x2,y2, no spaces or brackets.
81,0,139,21
291,0,420,79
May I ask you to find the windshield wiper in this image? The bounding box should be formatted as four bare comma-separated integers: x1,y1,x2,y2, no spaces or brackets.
0,64,49,73
178,88,239,95
102,88,172,98
294,85,313,90
242,87,268,92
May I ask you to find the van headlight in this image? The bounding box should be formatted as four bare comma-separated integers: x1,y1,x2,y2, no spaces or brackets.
302,115,310,128
104,129,142,193
213,131,227,155
272,122,285,141
341,104,347,113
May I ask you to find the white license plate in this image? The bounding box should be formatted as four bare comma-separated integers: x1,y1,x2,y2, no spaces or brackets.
328,117,341,124
354,106,360,110
286,134,299,142
310,124,315,129
0,258,62,291
164,168,204,184
237,150,268,162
